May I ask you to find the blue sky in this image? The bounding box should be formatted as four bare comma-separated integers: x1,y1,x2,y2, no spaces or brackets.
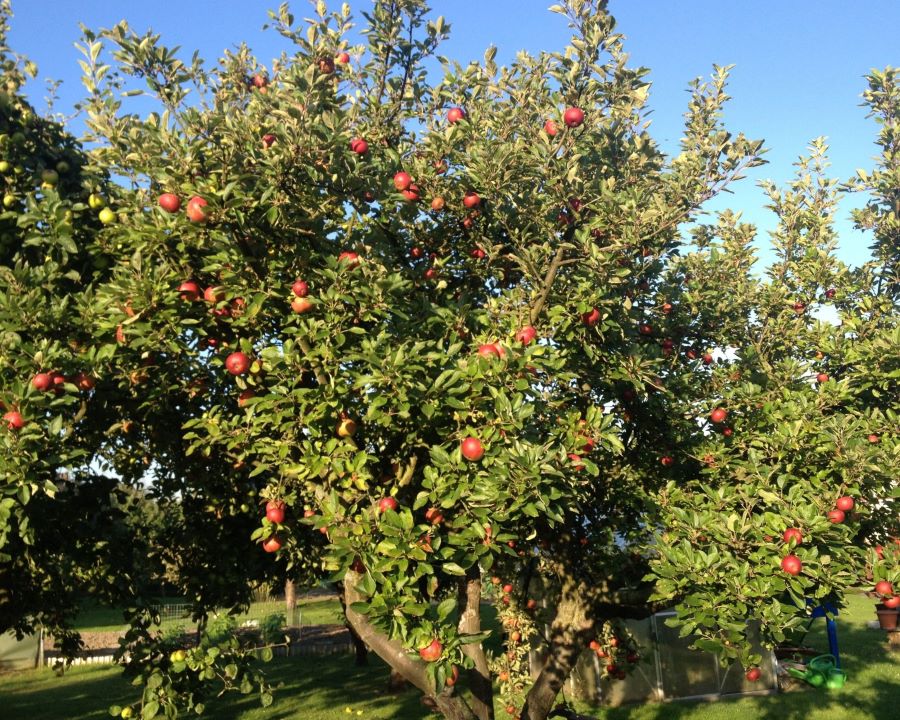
9,1,899,269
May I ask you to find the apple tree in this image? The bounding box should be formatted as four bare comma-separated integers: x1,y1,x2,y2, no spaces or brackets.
1,1,897,719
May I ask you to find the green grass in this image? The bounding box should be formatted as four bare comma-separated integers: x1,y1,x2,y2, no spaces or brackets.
4,593,896,720
71,596,344,633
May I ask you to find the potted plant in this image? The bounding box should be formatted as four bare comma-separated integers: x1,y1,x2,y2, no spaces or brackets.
875,603,899,631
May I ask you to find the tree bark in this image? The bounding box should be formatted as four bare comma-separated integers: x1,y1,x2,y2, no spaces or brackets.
284,579,296,626
458,567,494,720
521,578,595,720
335,581,369,666
343,570,477,719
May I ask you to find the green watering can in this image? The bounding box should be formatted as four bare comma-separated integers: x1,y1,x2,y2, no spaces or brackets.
786,654,847,690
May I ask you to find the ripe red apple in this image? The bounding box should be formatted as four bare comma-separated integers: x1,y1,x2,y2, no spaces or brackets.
660,455,673,467
824,288,836,299
185,196,208,223
544,119,558,136
291,297,313,314
178,281,201,301
477,343,504,359
3,410,24,430
563,106,584,128
702,353,714,365
402,183,420,202
515,326,537,345
884,596,900,609
51,372,66,393
781,554,802,575
338,251,360,267
792,301,806,314
158,193,181,213
424,507,444,525
835,496,854,512
418,639,442,662
722,427,734,438
662,302,673,314
447,107,466,124
745,667,762,682
710,407,728,424
875,580,893,596
238,389,255,407
816,373,829,384
639,322,653,336
568,453,585,469
502,583,513,594
262,535,283,553
783,528,803,545
74,372,95,391
32,373,52,392
336,52,350,65
526,598,538,610
203,286,224,304
582,307,600,326
378,496,398,513
393,171,412,191
266,501,286,524
225,352,250,376
461,436,484,461
470,247,486,259
827,509,845,524
261,133,276,149
463,191,481,208
350,137,368,155
444,664,459,687
291,279,309,297
868,433,880,444
251,74,268,89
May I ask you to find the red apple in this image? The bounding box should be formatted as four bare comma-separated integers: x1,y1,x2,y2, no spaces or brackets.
203,286,224,304
884,596,900,609
158,193,181,213
702,353,714,365
783,528,803,545
185,195,208,223
515,326,537,345
336,52,350,65
338,251,360,267
262,535,282,553
582,307,601,326
378,497,398,513
825,288,836,299
477,343,504,359
722,427,734,438
745,667,761,682
51,372,66,393
291,279,309,297
868,433,880,444
563,106,584,128
544,119,558,136
251,74,268,89
461,436,484,461
445,664,459,687
662,302,673,314
418,639,442,663
447,107,466,124
3,410,24,430
402,183,420,202
816,373,829,384
238,389,255,407
393,171,412,191
660,455,674,467
792,301,806,314
266,501,286,524
350,137,368,155
781,554,802,575
32,373,52,392
639,323,653,336
470,247,486,259
463,191,481,209
835,496,854,512
875,580,894,596
74,372,95,391
225,352,250,376
827,509,845,524
430,196,445,212
424,507,444,525
710,407,728,424
178,281,201,301
291,297,313,314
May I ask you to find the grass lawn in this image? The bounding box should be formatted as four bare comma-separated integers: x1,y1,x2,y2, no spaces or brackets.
3,593,896,719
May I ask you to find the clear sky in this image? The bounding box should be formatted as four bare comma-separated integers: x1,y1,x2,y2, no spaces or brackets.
8,1,899,270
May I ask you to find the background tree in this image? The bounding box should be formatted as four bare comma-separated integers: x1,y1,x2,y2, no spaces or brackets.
0,1,896,720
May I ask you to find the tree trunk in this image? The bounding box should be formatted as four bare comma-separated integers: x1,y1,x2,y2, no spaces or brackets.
284,579,296,626
336,581,369,665
343,569,477,720
521,579,595,720
458,567,494,720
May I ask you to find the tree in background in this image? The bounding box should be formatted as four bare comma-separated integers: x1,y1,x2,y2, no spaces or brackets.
0,1,896,719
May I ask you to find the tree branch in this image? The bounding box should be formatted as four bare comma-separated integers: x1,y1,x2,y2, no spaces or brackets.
458,567,494,720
